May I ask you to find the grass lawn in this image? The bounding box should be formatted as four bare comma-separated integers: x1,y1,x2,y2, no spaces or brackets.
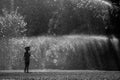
0,70,120,80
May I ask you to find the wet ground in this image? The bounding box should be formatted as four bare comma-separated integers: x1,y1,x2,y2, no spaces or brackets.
0,70,120,80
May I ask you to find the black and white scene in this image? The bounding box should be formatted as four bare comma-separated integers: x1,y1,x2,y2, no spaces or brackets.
0,0,120,80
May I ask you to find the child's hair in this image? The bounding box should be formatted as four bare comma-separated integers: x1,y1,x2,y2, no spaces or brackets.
25,47,30,51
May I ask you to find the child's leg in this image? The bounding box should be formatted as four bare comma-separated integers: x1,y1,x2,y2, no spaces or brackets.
24,62,28,73
26,63,29,73
24,65,27,73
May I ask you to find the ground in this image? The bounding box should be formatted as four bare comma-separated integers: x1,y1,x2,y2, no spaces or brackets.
0,70,120,80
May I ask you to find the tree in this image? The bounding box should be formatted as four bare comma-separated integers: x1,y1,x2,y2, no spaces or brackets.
0,8,27,38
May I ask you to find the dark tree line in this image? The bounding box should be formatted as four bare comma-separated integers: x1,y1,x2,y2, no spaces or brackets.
109,0,120,38
0,0,120,37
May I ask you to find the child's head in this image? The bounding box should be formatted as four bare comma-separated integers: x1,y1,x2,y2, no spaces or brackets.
25,46,30,51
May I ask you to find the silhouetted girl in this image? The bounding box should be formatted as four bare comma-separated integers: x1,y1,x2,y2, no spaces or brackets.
24,47,30,73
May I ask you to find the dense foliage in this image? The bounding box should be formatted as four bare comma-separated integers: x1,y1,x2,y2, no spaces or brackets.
0,0,118,36
0,9,27,38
